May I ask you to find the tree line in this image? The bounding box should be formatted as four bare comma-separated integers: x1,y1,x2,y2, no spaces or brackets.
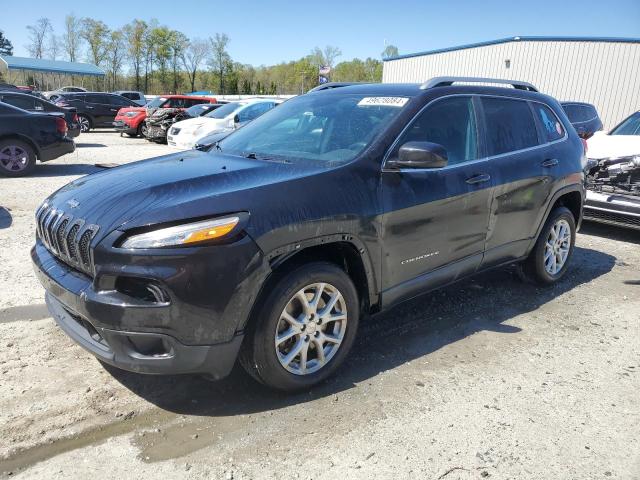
6,18,400,95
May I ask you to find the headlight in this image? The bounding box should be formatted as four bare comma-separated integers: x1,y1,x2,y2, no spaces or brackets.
124,111,141,118
121,216,240,249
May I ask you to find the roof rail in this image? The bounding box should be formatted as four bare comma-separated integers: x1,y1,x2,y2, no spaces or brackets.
307,82,362,93
420,76,538,92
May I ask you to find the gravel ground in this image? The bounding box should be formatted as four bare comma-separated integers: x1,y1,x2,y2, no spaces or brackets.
0,131,639,479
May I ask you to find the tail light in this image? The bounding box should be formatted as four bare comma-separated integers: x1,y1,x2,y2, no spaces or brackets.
55,117,68,135
72,113,79,123
581,138,588,154
56,100,69,107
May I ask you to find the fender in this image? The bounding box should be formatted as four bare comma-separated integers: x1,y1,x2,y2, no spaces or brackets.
264,233,379,311
526,181,584,254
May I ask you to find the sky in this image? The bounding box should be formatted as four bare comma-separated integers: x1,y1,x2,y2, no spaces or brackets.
2,0,640,66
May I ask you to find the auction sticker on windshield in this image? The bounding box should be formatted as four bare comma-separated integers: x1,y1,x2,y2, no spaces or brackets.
357,97,409,107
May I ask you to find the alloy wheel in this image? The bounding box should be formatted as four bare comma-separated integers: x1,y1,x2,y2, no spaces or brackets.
544,218,571,275
0,145,29,172
275,282,348,375
79,116,90,132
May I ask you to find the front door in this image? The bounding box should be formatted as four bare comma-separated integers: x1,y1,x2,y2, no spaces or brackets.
381,96,493,305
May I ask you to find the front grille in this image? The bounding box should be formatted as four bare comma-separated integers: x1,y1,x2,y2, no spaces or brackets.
36,204,100,275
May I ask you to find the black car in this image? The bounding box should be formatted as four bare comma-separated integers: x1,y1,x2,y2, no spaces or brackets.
32,77,585,391
55,92,139,132
0,91,81,138
0,102,75,176
560,102,603,139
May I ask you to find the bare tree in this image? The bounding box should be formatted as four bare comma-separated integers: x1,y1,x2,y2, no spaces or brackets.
26,18,52,59
310,45,342,70
169,31,188,93
63,14,82,62
208,33,230,94
182,38,209,93
381,44,399,59
48,34,61,60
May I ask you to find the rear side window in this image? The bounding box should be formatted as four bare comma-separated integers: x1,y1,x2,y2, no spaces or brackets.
1,95,35,110
533,103,564,143
562,104,597,123
395,96,478,165
481,97,538,156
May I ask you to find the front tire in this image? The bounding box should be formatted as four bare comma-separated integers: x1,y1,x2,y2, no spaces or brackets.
240,262,359,392
520,206,576,285
0,140,36,177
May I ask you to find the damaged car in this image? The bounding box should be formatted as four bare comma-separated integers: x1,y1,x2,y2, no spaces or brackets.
584,110,640,230
144,103,225,144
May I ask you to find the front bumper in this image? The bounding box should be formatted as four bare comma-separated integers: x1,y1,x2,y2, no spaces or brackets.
31,234,269,376
113,120,137,135
39,137,75,162
145,124,168,141
584,189,640,230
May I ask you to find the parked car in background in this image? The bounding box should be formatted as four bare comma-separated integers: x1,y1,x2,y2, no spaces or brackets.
113,91,147,106
584,110,640,230
0,91,81,138
560,101,603,139
54,92,139,132
113,95,216,138
44,86,88,102
168,99,280,149
32,78,585,391
0,102,74,176
144,103,226,143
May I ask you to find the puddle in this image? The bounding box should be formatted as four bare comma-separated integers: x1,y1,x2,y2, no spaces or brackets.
0,304,50,323
0,408,176,476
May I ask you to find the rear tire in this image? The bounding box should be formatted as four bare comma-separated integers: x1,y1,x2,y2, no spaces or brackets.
520,206,576,285
0,139,36,177
239,262,359,392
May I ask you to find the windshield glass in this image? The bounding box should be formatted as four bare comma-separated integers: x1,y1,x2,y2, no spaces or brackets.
186,104,210,117
218,94,408,162
610,112,640,135
146,97,167,109
205,102,243,119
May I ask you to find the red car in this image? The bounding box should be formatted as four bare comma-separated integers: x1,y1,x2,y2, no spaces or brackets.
113,95,216,137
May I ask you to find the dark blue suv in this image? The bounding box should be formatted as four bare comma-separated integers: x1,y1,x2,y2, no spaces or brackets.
32,77,585,391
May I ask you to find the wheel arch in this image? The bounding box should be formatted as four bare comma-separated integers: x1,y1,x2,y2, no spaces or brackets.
245,236,379,332
527,184,584,254
0,134,42,160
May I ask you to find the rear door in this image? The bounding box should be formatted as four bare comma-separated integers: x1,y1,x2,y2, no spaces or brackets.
107,95,133,121
381,95,493,302
480,96,563,266
84,94,109,125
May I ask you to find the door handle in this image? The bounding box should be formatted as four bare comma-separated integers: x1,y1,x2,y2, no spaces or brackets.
466,173,491,185
542,158,559,167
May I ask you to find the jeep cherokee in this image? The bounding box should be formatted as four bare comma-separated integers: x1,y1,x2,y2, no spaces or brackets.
32,77,585,391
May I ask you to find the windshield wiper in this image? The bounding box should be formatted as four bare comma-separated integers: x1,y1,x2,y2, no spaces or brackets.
242,151,291,164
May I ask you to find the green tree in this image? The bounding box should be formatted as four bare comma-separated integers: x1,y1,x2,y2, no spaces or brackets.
0,30,14,56
208,33,230,94
62,14,82,62
381,44,399,59
169,31,188,93
123,20,147,91
81,18,109,66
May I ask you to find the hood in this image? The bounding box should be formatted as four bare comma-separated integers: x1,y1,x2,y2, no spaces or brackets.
588,132,640,160
174,116,230,132
43,150,324,243
116,106,146,118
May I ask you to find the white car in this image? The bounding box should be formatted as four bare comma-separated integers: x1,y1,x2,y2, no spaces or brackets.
587,111,640,159
584,110,640,230
167,99,280,150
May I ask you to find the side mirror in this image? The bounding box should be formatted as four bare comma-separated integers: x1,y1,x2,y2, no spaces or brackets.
233,114,240,124
387,141,448,169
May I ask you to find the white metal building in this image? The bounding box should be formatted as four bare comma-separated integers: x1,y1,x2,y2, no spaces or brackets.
382,36,640,129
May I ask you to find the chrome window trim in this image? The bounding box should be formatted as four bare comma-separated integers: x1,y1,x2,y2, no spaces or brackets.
382,93,568,173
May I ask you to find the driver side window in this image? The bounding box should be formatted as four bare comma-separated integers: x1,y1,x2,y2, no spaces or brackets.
395,96,478,166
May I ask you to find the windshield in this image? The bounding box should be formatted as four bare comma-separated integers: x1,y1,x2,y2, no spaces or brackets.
186,104,211,117
146,97,167,109
218,94,408,163
610,112,640,135
205,102,243,119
